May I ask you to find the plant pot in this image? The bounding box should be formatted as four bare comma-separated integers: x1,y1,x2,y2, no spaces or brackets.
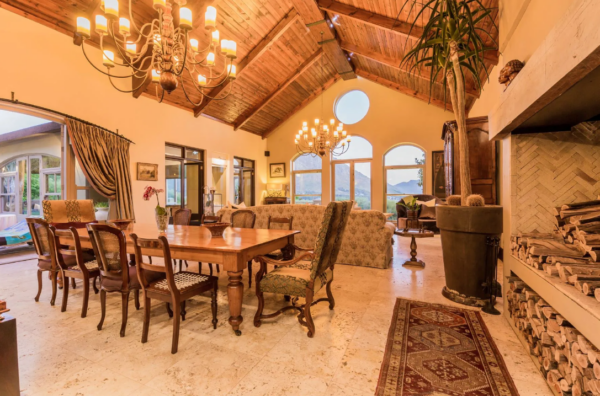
155,213,170,232
95,207,109,221
436,205,503,307
406,209,419,229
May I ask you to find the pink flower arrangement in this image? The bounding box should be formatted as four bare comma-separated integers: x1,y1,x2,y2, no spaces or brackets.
143,186,167,215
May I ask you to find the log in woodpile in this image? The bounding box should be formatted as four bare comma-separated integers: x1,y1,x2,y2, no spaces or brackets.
507,276,600,396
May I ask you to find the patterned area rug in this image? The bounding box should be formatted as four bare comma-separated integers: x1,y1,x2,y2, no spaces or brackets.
376,298,519,396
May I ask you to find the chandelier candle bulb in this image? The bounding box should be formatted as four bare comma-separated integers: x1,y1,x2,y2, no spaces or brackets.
342,130,347,137
152,69,160,83
308,142,313,147
211,30,219,46
330,118,335,125
326,141,331,146
197,74,207,86
179,7,192,30
205,6,217,29
152,0,165,9
95,15,107,34
125,42,136,55
227,64,236,78
229,41,236,58
302,121,308,127
206,52,215,66
333,131,339,138
314,118,319,125
76,17,91,38
119,17,130,35
346,135,352,142
104,0,118,19
189,38,198,52
102,50,115,67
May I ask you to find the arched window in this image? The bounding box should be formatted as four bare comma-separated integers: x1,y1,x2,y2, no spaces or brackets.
332,136,372,209
384,145,426,217
292,154,322,205
0,154,61,216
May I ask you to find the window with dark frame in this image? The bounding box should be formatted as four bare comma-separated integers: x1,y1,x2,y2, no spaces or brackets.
233,156,255,207
165,143,205,222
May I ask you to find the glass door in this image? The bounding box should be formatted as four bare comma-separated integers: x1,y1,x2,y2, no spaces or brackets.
184,163,202,222
233,157,255,206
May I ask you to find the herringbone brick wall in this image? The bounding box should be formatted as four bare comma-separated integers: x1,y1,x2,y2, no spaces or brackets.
511,122,600,234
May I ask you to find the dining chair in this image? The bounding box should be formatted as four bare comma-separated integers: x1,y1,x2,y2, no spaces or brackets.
254,201,353,338
27,218,72,306
87,223,164,337
131,233,218,354
172,208,192,272
231,210,257,287
50,226,100,317
200,214,223,275
266,215,294,261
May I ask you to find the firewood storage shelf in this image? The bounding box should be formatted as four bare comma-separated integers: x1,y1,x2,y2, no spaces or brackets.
505,255,600,349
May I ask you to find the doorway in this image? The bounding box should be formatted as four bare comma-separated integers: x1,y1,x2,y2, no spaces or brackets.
165,144,204,222
233,156,255,207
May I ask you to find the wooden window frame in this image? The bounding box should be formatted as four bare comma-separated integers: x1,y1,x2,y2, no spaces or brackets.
383,145,426,213
292,155,322,205
165,143,204,218
233,156,255,206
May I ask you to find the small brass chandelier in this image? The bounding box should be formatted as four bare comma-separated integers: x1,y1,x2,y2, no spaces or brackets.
294,33,350,157
75,0,237,105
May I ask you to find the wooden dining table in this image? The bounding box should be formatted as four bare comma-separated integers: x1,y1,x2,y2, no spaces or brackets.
59,224,299,336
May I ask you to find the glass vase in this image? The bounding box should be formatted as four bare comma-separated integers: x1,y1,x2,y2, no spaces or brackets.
155,213,169,232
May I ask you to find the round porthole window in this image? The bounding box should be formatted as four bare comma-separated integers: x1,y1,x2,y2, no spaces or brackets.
334,90,370,125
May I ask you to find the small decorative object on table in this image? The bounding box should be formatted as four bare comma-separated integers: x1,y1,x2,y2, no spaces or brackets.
399,196,420,229
203,186,216,216
202,222,229,237
94,201,109,221
143,186,169,232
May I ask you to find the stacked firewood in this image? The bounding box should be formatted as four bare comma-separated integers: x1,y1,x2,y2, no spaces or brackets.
507,276,600,396
510,200,600,303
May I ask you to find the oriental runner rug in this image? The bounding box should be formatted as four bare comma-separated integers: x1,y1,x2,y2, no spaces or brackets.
376,298,520,396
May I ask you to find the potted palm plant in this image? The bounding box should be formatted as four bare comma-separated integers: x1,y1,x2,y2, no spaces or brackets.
401,0,502,306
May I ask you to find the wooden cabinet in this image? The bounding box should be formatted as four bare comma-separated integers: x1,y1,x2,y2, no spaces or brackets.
264,197,290,205
442,116,499,204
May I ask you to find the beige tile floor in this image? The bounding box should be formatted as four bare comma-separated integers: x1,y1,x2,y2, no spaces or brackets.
0,236,553,396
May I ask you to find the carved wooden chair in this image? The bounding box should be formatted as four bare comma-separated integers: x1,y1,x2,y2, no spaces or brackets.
200,214,223,275
172,208,192,272
131,233,218,354
266,215,294,262
87,223,164,337
51,226,100,317
254,201,353,338
231,209,257,287
27,218,72,306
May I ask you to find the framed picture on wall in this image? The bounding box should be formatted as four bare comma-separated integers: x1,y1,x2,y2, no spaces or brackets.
432,151,446,199
269,163,286,178
137,162,158,181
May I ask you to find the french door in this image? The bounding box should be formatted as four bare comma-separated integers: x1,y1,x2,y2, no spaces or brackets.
332,160,371,209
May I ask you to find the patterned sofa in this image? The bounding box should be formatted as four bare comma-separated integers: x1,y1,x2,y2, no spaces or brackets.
217,204,395,269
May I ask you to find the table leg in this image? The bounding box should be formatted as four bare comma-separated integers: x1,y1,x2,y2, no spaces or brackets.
227,271,244,336
403,235,426,268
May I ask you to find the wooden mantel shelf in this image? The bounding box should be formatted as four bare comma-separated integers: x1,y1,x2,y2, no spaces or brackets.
488,0,600,140
505,255,600,349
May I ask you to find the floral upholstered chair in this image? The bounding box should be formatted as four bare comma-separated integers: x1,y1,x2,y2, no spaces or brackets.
253,201,353,337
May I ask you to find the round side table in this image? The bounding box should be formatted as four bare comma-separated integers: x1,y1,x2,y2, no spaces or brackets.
395,229,434,268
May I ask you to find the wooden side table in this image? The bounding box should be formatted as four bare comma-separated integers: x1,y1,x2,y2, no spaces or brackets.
395,229,434,268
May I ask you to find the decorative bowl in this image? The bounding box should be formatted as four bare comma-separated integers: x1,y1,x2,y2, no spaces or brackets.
202,222,229,237
109,219,134,231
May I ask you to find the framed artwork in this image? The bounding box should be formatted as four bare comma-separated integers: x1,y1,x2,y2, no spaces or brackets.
137,162,158,181
269,163,286,178
432,151,446,199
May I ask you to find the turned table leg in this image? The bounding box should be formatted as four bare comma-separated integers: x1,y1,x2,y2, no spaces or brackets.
227,271,244,336
403,235,426,268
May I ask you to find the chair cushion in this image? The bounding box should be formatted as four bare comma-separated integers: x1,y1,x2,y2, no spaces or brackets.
151,272,210,292
71,259,100,272
289,260,312,270
38,254,78,271
259,266,332,297
101,266,164,291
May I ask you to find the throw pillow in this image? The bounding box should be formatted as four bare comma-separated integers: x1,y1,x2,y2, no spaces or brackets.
416,198,436,207
402,195,414,204
419,205,437,219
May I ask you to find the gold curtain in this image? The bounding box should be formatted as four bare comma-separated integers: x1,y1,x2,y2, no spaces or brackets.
66,118,134,220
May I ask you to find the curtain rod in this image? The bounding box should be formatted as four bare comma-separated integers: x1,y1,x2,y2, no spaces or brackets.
0,97,135,144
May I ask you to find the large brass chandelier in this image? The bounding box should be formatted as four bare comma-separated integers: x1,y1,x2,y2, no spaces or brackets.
75,0,237,105
295,34,350,157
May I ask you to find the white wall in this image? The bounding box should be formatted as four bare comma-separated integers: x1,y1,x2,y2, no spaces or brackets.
266,77,452,211
0,133,62,165
0,9,267,221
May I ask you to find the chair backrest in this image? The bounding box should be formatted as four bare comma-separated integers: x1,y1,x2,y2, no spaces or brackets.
87,223,129,284
42,199,97,228
130,234,176,295
26,217,56,263
267,215,293,230
200,214,222,224
231,209,256,228
51,226,88,273
309,201,353,280
172,208,192,226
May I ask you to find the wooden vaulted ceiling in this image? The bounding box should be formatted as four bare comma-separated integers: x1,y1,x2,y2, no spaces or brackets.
0,0,498,138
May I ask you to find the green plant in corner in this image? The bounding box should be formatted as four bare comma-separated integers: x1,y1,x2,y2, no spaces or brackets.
94,201,109,209
401,0,498,205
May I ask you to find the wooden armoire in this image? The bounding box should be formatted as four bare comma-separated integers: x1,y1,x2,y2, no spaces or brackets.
442,116,499,205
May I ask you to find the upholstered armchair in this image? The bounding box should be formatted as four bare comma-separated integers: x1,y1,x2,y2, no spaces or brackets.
254,201,353,338
42,199,97,228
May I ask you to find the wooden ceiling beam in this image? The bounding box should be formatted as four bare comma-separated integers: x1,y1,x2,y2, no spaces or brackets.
233,48,324,131
262,74,340,139
293,0,355,80
318,0,499,65
193,9,301,117
340,41,480,98
356,69,452,112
